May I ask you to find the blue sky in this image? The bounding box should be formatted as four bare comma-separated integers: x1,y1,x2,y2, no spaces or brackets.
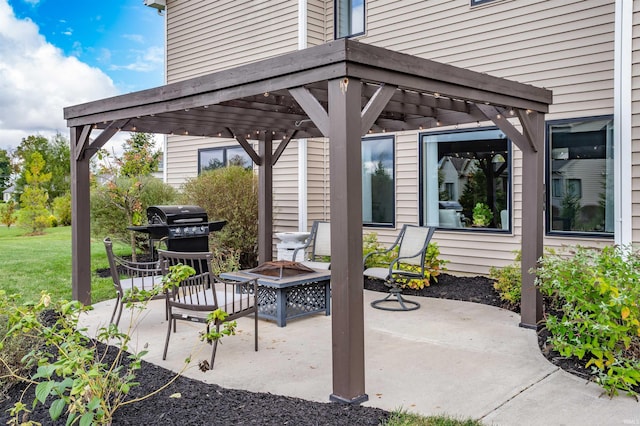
0,0,165,150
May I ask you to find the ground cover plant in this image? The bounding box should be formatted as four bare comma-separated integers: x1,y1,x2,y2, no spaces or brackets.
536,245,640,398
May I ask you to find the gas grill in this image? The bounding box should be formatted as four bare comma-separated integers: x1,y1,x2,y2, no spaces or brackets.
129,205,226,253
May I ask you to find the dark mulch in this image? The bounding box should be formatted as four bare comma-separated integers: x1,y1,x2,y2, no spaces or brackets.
0,273,603,425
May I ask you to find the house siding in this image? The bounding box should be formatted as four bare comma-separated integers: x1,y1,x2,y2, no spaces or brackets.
633,0,640,244
163,0,629,274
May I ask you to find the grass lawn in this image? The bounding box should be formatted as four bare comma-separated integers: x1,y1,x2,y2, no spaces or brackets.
0,226,126,304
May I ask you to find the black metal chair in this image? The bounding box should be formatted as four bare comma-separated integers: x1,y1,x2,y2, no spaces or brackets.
104,237,165,326
158,249,258,369
363,225,435,311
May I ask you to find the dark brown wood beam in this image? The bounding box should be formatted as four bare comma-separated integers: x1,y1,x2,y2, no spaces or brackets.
327,77,367,405
258,132,273,265
361,84,396,135
232,130,262,166
70,126,92,305
289,87,330,136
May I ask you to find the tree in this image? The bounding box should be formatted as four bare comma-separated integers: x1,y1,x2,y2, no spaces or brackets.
0,201,18,227
0,148,11,194
13,134,70,202
91,133,172,260
19,152,51,234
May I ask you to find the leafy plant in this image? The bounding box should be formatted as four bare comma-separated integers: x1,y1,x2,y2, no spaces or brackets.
472,202,493,227
489,250,521,310
91,176,177,260
0,268,205,426
536,245,640,398
52,192,72,226
19,151,51,235
180,166,259,268
362,232,447,290
0,200,18,228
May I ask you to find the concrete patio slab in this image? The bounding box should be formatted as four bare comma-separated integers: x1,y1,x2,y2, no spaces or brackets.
79,290,639,425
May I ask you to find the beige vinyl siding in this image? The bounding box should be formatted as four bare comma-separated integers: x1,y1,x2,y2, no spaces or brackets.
306,138,330,227
273,142,300,232
166,0,299,83
307,0,328,46
633,0,640,244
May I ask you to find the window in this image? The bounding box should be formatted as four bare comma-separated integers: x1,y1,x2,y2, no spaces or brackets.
362,135,394,226
198,146,252,173
547,117,614,235
420,128,511,231
335,0,365,39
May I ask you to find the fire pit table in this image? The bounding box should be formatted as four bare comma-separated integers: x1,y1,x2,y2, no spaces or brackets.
220,262,331,327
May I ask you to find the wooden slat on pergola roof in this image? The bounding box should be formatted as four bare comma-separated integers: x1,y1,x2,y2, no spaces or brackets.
65,38,552,405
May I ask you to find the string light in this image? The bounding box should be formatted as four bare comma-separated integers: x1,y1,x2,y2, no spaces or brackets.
496,114,502,119
509,108,515,116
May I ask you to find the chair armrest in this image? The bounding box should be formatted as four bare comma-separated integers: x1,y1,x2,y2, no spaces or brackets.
363,246,397,269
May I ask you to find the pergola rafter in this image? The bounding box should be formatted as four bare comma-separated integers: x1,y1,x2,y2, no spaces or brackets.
65,39,552,405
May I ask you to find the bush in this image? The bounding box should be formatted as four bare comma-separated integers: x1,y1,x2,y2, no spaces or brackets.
0,200,18,227
489,251,521,310
52,192,72,226
536,245,640,398
91,176,177,250
363,232,447,290
180,166,259,268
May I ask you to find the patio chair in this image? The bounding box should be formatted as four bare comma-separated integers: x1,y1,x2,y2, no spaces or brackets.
158,249,258,370
291,221,331,269
104,237,165,327
363,225,435,311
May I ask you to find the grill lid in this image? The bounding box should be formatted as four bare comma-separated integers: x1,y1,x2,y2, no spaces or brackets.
147,205,208,225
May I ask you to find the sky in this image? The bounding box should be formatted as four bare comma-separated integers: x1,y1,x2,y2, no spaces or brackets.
0,0,165,152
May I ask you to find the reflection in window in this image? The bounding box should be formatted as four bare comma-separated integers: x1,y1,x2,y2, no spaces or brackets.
420,129,510,230
335,0,365,38
547,117,613,235
198,146,252,173
362,136,394,226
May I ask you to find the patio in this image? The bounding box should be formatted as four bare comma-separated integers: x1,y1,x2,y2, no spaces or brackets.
79,291,639,425
66,38,552,402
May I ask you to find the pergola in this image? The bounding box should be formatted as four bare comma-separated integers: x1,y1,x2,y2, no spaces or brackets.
65,39,552,404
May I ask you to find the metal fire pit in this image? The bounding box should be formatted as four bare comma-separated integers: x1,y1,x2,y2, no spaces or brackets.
249,260,315,279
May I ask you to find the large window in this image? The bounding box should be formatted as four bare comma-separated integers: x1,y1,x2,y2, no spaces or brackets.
335,0,365,39
362,136,394,227
420,128,511,231
198,146,252,173
546,117,614,236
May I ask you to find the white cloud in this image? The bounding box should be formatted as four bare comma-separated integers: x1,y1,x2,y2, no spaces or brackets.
110,45,163,72
0,0,119,151
122,33,144,44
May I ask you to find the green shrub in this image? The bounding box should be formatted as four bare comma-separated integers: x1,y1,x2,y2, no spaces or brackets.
91,176,177,251
363,232,447,290
472,202,492,227
536,245,640,398
52,192,72,226
489,250,521,310
180,166,259,268
0,201,18,228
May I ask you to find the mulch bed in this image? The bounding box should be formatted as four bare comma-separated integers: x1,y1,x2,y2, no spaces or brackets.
0,273,609,424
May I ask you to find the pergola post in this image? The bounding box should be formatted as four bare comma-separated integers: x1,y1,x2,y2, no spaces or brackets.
70,126,93,305
519,111,545,328
258,131,273,264
327,78,368,404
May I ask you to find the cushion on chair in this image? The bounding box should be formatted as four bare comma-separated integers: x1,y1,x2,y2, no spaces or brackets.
301,260,331,270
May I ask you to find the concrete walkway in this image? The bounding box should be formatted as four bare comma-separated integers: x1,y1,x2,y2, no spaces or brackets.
79,291,639,425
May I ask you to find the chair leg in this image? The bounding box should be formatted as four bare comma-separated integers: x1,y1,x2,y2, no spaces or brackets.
370,285,420,312
254,309,259,352
162,315,173,360
109,295,121,325
209,323,220,370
